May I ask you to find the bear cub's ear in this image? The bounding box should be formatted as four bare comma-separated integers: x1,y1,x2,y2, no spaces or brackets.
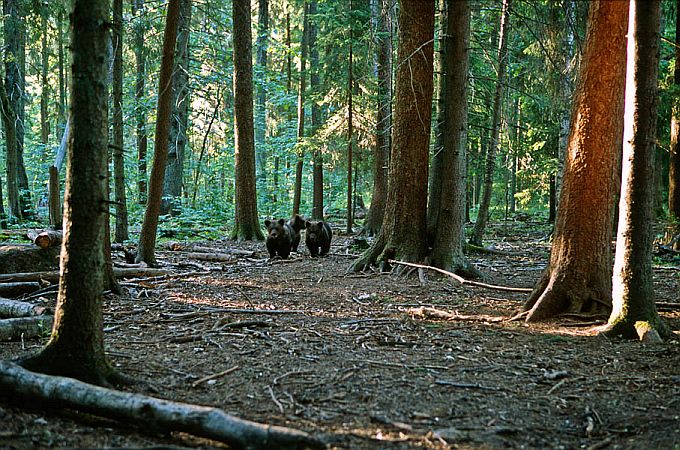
305,220,312,229
278,218,286,226
264,219,271,227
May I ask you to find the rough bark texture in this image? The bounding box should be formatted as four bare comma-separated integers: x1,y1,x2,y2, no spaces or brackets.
350,0,434,272
469,0,511,247
136,0,181,265
255,0,269,195
133,0,148,205
523,1,628,322
347,25,354,234
292,2,308,217
19,0,120,386
364,0,391,234
310,0,324,221
0,77,20,219
602,0,669,341
231,0,264,241
428,0,477,277
113,0,129,242
668,0,680,248
161,0,192,216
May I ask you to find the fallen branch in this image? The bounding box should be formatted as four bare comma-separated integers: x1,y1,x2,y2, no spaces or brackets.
164,242,254,257
192,366,240,388
186,252,236,263
0,298,47,318
0,361,324,450
0,267,172,283
26,229,63,249
408,306,505,323
0,316,53,341
0,282,41,298
388,260,533,293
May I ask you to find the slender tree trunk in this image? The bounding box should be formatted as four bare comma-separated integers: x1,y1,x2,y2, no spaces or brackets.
231,0,264,241
161,0,192,216
603,0,669,341
40,5,50,148
292,2,308,217
364,0,392,235
136,0,181,265
57,9,67,133
0,77,20,219
347,13,354,234
668,0,680,248
350,0,434,272
112,0,129,242
523,1,628,322
255,0,269,199
133,0,148,205
470,0,511,247
19,0,124,386
309,0,324,221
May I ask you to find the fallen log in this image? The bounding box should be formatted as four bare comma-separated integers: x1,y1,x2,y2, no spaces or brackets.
26,229,63,249
164,242,254,257
0,361,325,450
0,316,53,341
0,281,41,298
186,252,236,263
0,298,47,318
0,267,172,283
0,245,60,274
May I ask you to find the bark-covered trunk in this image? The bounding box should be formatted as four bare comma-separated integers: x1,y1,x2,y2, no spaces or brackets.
292,2,308,217
40,5,50,149
136,0,181,265
523,1,628,322
364,0,392,235
255,0,269,197
470,0,511,247
19,0,123,386
0,77,20,220
350,0,434,272
231,0,264,241
668,0,680,248
428,0,476,277
133,0,148,205
346,21,354,234
112,0,129,242
603,0,669,341
161,0,192,216
309,0,323,221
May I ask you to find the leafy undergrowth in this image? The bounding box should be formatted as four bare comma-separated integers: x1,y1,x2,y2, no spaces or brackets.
0,223,679,449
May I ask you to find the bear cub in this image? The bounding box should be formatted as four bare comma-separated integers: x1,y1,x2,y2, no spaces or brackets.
288,214,305,253
264,218,294,259
305,221,332,257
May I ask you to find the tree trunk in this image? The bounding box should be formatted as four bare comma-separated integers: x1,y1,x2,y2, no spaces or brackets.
133,0,148,205
309,0,324,221
255,0,269,198
112,0,129,242
364,0,392,235
602,0,669,341
231,0,264,241
292,2,308,217
428,0,477,277
161,0,192,216
19,0,123,386
0,77,20,220
136,0,181,266
523,1,628,322
40,5,50,148
350,0,434,272
470,0,511,247
668,0,680,249
346,11,354,235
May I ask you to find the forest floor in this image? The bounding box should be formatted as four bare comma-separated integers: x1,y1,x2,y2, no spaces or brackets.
0,221,679,450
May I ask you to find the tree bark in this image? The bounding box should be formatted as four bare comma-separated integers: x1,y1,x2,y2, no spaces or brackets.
0,76,20,219
0,299,46,318
112,0,129,242
19,0,122,386
255,0,269,197
350,0,434,272
523,1,628,322
668,0,680,249
346,5,354,234
292,2,308,217
231,0,264,241
470,0,511,247
133,0,148,205
27,229,63,249
309,0,324,221
602,0,669,341
136,0,181,266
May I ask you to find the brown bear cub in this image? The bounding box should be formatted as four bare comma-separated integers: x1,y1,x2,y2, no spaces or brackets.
264,218,294,259
305,221,332,257
288,214,305,253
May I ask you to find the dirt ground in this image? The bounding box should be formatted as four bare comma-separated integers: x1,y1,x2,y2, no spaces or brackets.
0,222,679,449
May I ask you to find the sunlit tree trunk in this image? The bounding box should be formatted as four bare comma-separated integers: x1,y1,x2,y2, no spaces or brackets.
136,0,181,265
112,0,129,242
523,1,628,322
132,0,148,205
350,0,434,272
603,0,669,341
161,0,191,216
470,0,510,247
231,0,264,241
20,0,125,386
292,2,308,217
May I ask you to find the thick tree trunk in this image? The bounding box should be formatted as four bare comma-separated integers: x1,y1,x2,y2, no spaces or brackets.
309,0,324,221
364,0,392,235
668,0,680,249
19,0,122,386
0,77,20,219
255,0,269,197
470,0,511,247
133,0,148,205
231,0,264,241
292,2,308,217
350,0,434,272
524,1,628,322
112,0,129,242
27,230,63,249
137,0,181,265
602,0,669,341
161,0,192,216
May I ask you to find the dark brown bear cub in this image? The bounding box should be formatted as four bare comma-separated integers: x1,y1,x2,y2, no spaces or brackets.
288,214,305,253
264,218,294,259
305,221,332,257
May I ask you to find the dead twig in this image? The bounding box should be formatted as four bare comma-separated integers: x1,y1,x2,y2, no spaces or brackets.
192,366,240,388
409,306,506,323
